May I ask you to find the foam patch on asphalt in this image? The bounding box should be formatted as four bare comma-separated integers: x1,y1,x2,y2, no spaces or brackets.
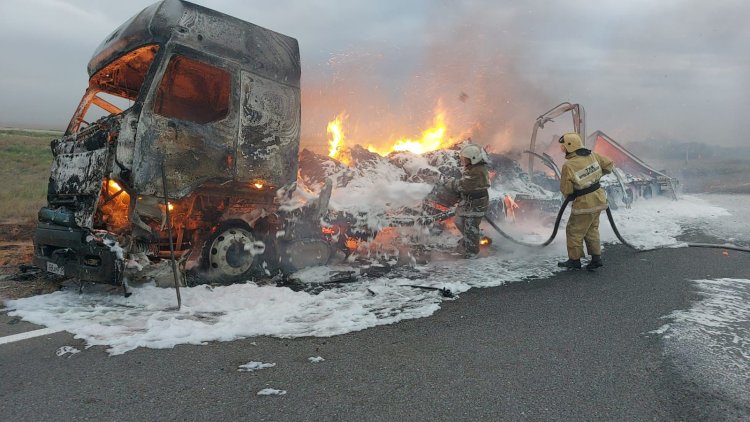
3,195,732,355
653,277,750,408
600,195,730,249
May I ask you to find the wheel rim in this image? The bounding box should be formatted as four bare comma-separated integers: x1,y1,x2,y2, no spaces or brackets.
208,228,257,277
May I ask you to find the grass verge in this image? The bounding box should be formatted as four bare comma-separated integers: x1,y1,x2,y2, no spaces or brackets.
0,129,59,221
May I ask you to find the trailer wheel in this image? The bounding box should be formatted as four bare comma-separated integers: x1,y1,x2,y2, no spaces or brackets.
203,220,264,283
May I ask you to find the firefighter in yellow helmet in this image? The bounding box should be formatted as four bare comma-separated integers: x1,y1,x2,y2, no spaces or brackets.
446,143,490,258
557,133,614,270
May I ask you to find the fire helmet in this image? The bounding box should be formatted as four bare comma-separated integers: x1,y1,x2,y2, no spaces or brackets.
459,143,486,165
559,132,584,153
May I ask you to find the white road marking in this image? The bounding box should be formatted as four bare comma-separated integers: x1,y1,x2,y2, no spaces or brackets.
0,328,63,345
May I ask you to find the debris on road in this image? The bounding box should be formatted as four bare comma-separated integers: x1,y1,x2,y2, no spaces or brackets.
257,388,287,396
238,361,276,372
55,346,81,358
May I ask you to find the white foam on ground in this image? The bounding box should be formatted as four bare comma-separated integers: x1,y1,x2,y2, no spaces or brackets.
3,195,732,355
256,388,286,396
55,346,80,357
238,361,276,372
600,195,730,248
653,278,750,407
690,194,750,247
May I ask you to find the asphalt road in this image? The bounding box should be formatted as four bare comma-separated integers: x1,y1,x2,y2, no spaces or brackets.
1,242,749,421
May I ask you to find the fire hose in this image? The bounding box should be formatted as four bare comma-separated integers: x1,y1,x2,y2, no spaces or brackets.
483,196,750,253
388,193,748,299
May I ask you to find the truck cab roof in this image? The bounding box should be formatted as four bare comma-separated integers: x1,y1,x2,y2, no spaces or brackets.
88,0,300,88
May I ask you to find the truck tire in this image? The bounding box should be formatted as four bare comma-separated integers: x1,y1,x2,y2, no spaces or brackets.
202,220,264,284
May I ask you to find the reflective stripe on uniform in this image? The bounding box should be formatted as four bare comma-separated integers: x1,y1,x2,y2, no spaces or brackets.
571,204,609,215
572,156,602,190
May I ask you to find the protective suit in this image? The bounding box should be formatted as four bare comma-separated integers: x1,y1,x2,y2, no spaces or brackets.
447,144,490,257
557,133,614,269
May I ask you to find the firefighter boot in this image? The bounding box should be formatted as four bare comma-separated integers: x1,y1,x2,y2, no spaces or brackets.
557,259,582,269
585,255,603,270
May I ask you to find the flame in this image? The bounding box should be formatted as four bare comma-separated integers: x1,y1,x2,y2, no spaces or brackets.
345,237,359,250
250,180,266,190
327,112,350,165
325,101,459,160
480,237,492,246
108,179,122,192
426,201,450,213
367,105,454,156
100,179,130,231
105,179,129,204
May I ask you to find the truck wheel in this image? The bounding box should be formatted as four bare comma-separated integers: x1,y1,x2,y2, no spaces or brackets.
203,220,264,283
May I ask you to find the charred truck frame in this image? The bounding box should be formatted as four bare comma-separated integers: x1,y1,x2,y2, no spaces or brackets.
525,102,679,209
34,0,333,286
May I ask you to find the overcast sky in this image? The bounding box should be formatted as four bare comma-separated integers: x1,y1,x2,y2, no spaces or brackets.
1,0,748,152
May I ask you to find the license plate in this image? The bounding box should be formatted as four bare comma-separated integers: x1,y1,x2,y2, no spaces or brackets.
46,262,65,276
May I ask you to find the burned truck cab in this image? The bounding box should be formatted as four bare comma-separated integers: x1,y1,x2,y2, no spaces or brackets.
34,0,329,285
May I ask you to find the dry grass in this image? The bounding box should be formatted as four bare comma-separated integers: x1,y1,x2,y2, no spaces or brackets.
0,129,62,295
0,129,58,221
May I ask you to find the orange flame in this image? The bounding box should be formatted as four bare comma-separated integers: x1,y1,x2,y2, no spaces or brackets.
100,179,130,231
480,237,491,246
327,112,350,165
367,104,454,156
108,179,122,192
345,237,359,250
106,179,129,204
325,101,460,160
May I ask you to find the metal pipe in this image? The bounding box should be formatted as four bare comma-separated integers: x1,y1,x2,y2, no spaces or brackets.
161,158,182,310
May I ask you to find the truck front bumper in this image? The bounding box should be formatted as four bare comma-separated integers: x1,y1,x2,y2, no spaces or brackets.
33,222,123,285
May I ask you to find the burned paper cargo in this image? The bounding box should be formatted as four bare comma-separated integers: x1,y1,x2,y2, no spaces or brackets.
298,142,561,245
294,102,681,268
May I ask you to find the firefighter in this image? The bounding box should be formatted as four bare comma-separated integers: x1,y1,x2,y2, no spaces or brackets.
445,143,491,258
557,132,614,270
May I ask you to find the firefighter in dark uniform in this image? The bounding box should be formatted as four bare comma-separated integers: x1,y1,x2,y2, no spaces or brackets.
557,133,614,270
446,143,490,258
